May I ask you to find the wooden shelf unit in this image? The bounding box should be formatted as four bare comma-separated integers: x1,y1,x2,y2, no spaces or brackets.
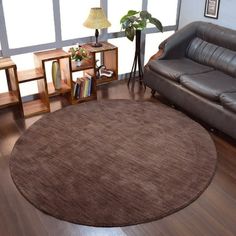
22,99,49,118
71,59,94,72
34,49,72,101
0,58,21,110
0,91,19,108
47,81,71,97
0,42,118,117
17,68,44,83
71,58,96,104
17,68,49,117
81,42,118,85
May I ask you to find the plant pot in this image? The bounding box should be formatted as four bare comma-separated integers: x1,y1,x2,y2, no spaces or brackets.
76,60,82,67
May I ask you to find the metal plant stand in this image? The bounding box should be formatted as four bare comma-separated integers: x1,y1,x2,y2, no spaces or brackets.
128,30,144,85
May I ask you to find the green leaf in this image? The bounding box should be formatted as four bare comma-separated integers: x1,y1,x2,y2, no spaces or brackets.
125,27,135,41
120,15,129,24
149,17,163,32
132,23,140,29
120,10,139,23
133,21,146,30
140,10,151,20
120,15,138,26
121,22,127,30
138,19,147,29
129,16,138,23
121,19,133,29
127,10,139,16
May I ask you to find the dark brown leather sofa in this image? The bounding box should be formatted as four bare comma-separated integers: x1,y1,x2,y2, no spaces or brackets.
144,21,236,140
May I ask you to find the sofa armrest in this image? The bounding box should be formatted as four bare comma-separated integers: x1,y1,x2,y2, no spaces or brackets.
159,39,168,50
149,49,164,61
159,22,199,60
144,49,164,71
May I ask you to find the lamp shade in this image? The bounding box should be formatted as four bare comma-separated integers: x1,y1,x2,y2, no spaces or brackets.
83,7,111,29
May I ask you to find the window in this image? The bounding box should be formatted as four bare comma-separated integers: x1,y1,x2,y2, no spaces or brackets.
11,54,38,96
11,53,35,70
60,0,100,40
109,38,135,75
108,0,142,33
147,0,178,26
19,81,38,97
0,70,8,93
3,0,55,48
0,0,180,80
145,31,174,63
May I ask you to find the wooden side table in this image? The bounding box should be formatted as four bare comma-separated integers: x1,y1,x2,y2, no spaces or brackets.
81,42,118,85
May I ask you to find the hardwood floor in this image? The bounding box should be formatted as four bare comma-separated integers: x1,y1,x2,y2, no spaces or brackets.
0,79,235,236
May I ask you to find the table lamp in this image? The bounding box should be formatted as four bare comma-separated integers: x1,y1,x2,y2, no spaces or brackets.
83,7,111,47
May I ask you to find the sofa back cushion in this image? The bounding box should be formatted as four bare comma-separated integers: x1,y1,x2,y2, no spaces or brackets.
196,22,236,51
186,37,236,77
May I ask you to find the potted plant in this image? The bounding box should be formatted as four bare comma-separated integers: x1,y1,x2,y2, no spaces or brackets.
120,10,163,84
120,10,163,41
68,45,90,66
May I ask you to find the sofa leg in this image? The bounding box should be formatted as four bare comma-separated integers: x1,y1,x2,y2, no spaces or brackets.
151,89,156,96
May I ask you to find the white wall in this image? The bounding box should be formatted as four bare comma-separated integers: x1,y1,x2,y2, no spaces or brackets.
179,0,236,30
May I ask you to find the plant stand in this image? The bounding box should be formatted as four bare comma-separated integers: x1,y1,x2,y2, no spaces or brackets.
128,30,143,85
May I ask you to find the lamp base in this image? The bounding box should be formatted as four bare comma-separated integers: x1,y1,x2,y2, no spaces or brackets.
91,42,103,47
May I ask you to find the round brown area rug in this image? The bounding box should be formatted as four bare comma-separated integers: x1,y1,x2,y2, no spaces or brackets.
10,100,217,227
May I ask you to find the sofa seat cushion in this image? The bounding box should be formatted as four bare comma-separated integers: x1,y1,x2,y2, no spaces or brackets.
220,92,236,112
148,58,213,82
180,70,236,101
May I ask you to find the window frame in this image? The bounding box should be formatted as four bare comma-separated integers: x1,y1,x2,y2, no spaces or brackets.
0,0,182,77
